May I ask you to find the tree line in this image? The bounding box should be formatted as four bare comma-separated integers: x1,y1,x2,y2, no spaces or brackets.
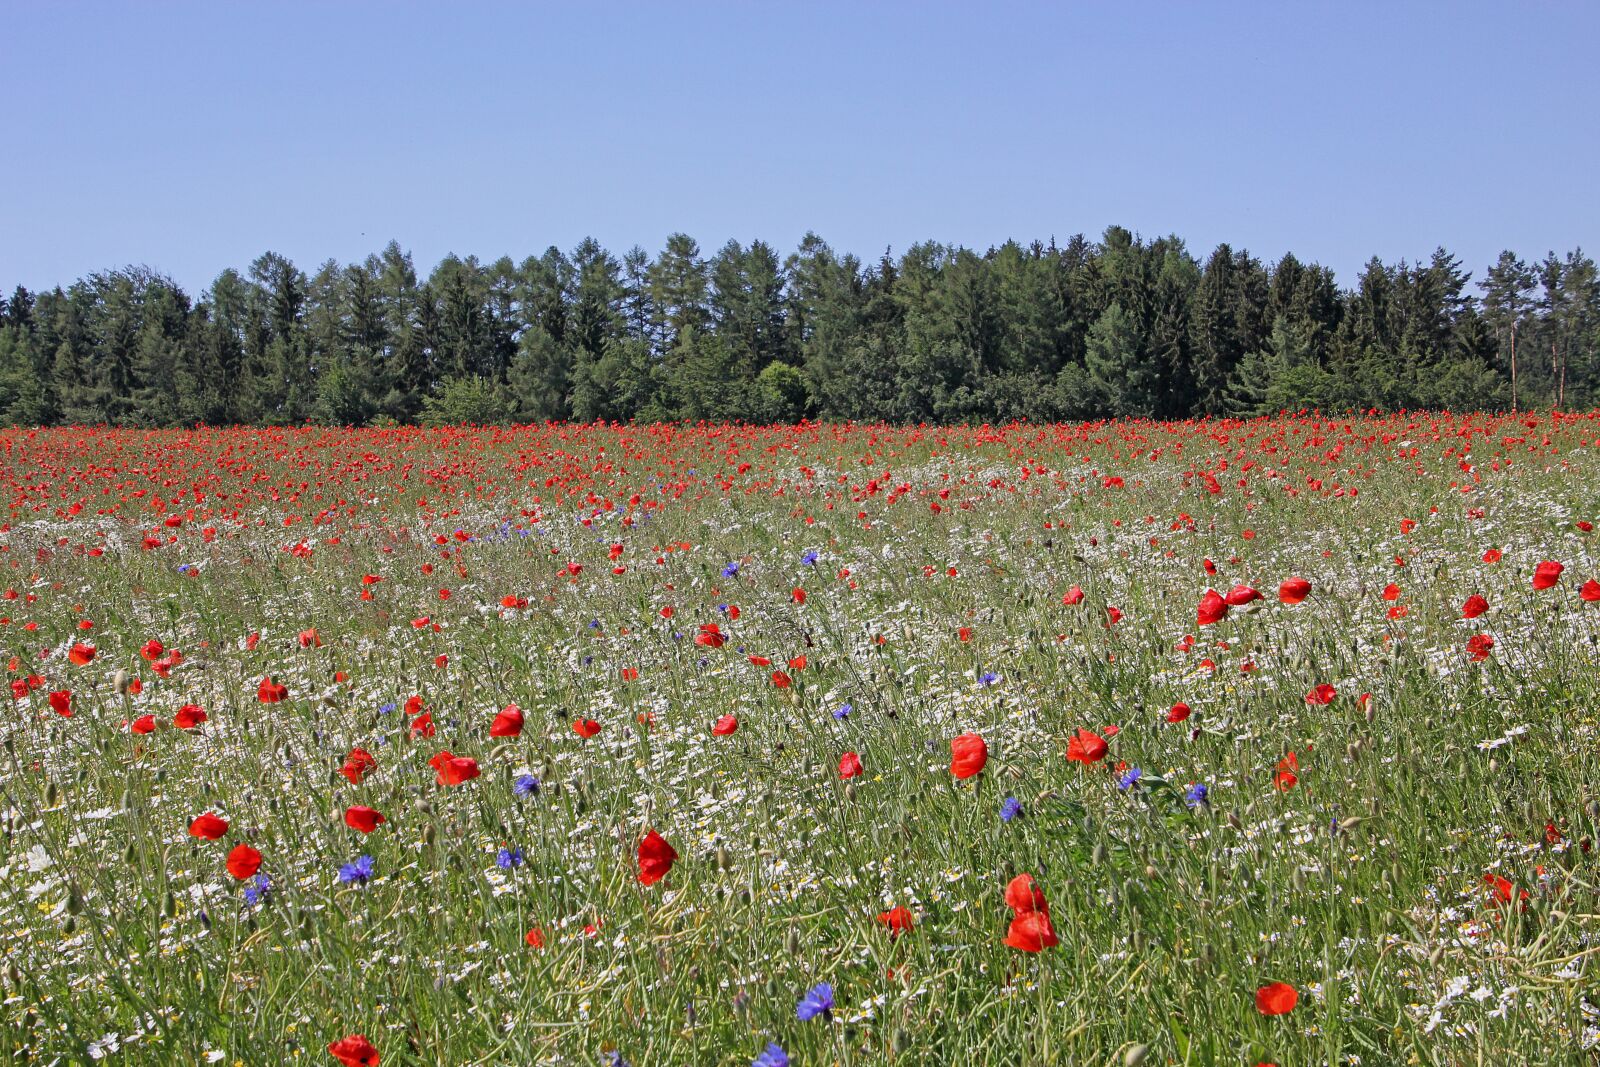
1,227,1595,426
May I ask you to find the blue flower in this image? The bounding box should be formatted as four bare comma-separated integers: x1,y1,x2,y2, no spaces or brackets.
600,1053,631,1067
496,847,525,870
833,703,853,720
801,550,819,566
1184,782,1210,808
1000,796,1023,822
1117,766,1143,791
722,562,741,579
752,1042,789,1067
978,671,999,687
338,854,375,885
242,873,271,906
796,981,833,1021
378,702,397,715
513,774,540,798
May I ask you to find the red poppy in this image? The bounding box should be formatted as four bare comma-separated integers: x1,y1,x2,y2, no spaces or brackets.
1066,728,1108,764
1466,633,1495,661
67,643,96,666
1278,576,1311,604
130,714,156,734
1304,683,1336,705
712,714,738,736
525,926,546,949
771,670,792,688
572,718,601,738
949,733,988,779
327,1034,380,1067
1255,982,1298,1015
1166,702,1192,723
637,828,678,885
140,639,165,661
694,624,727,648
1533,560,1564,589
1484,872,1529,908
174,704,207,729
1274,751,1299,791
257,677,288,703
489,705,524,737
344,806,385,833
1062,585,1085,606
1381,583,1400,601
838,751,863,779
876,905,915,937
409,711,435,739
188,812,229,840
48,690,72,717
1197,589,1228,626
298,628,322,648
1461,594,1489,619
340,747,377,784
1004,873,1048,916
428,750,480,786
1224,584,1262,606
226,843,262,880
1482,548,1502,563
1582,580,1600,602
1003,910,1059,953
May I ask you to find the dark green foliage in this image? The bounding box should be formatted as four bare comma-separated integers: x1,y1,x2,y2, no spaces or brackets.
4,232,1596,424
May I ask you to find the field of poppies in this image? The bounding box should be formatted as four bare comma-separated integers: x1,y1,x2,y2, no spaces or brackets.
0,415,1596,1066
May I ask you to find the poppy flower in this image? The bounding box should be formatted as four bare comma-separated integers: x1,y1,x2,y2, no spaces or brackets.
67,643,96,666
1382,583,1401,601
1003,910,1059,953
140,639,165,661
572,718,601,738
876,905,915,937
838,751,863,779
1196,589,1227,626
637,828,678,885
1466,633,1495,661
1166,702,1192,723
1274,752,1299,791
694,624,726,648
257,678,288,703
340,747,377,784
1278,577,1311,604
1255,982,1299,1015
949,732,988,779
1066,728,1108,764
1484,872,1529,908
428,750,480,786
1482,548,1502,563
525,926,546,949
48,690,72,717
1062,585,1085,606
1582,580,1600,602
1533,560,1564,589
226,843,263,880
327,1034,380,1067
489,705,524,737
409,711,435,739
712,714,738,736
188,812,229,840
343,806,385,833
130,714,156,734
1304,683,1336,705
771,671,792,688
298,628,322,648
1224,584,1262,606
1461,594,1489,619
174,704,207,729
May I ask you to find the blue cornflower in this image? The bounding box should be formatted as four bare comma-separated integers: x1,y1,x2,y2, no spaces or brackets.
242,873,271,906
1117,766,1143,791
378,702,397,715
833,703,853,720
752,1043,789,1067
796,981,833,1021
978,671,999,687
177,564,191,574
1185,782,1210,808
588,619,602,630
338,854,375,885
496,847,525,870
1000,796,1023,822
801,550,819,566
722,562,741,579
601,1052,631,1067
513,774,540,798
581,655,594,666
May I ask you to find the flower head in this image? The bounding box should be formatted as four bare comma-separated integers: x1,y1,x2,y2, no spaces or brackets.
796,981,834,1021
338,854,375,886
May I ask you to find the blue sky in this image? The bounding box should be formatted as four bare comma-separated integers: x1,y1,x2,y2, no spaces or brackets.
3,1,1595,294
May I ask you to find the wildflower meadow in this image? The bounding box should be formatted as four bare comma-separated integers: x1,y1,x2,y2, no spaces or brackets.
0,414,1596,1066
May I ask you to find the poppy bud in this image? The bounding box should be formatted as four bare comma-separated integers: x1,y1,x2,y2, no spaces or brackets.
65,888,83,916
1144,865,1158,880
163,891,177,918
1227,810,1242,830
43,782,59,809
1488,758,1499,774
716,847,731,870
1291,868,1307,892
1125,1044,1151,1066
62,916,77,935
844,782,856,802
784,925,800,955
1091,842,1106,865
123,841,137,865
113,669,130,695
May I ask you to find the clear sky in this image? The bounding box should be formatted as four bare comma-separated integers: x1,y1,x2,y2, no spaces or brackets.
3,1,1595,295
